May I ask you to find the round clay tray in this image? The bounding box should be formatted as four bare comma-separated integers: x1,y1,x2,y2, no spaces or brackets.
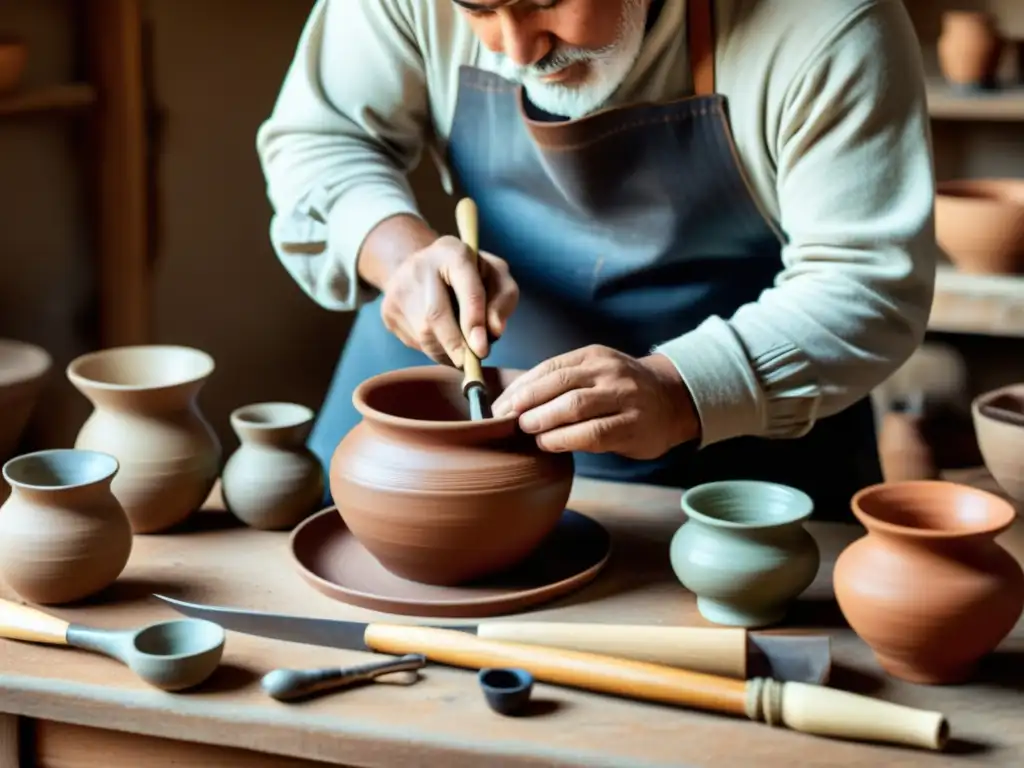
289,507,612,618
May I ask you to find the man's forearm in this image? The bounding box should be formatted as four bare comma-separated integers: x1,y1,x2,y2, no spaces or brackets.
356,214,440,292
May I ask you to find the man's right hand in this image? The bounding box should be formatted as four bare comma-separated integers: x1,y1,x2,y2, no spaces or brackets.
379,235,519,367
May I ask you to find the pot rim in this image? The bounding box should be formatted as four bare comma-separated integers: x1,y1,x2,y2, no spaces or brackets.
680,480,814,529
230,401,314,430
850,480,1016,539
936,178,1024,208
2,448,119,491
0,338,52,387
66,344,215,392
971,383,1024,418
352,365,519,432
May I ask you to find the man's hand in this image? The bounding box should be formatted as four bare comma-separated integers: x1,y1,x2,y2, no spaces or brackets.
380,235,519,367
491,345,701,459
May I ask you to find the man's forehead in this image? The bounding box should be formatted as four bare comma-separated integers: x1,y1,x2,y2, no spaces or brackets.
452,0,525,11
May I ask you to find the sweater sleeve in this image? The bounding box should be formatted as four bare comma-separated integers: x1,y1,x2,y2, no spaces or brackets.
652,1,937,447
255,0,430,312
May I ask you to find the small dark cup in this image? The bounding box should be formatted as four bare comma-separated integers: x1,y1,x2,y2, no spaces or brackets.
478,667,534,716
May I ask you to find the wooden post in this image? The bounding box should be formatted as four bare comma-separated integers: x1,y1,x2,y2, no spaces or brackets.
84,0,150,347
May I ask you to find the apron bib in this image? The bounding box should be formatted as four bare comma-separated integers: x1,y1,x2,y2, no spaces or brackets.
309,0,882,520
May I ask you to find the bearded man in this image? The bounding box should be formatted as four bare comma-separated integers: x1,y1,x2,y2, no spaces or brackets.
257,0,937,519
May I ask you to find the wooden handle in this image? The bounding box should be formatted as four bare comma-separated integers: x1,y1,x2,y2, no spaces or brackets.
455,197,484,392
476,622,747,678
261,653,426,701
0,598,71,645
749,679,949,751
365,623,749,715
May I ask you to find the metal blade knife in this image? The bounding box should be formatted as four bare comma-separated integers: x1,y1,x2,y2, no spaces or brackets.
153,594,830,684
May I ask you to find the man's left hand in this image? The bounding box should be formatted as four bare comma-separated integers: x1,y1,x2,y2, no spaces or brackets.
490,345,701,459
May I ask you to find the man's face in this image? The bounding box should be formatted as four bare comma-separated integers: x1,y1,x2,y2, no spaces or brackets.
454,0,649,118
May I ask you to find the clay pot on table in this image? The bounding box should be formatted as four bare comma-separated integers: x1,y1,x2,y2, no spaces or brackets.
329,366,574,586
937,11,1004,91
0,35,27,95
221,402,324,530
935,178,1024,274
67,345,221,534
669,480,820,628
972,383,1024,502
0,449,132,604
0,338,52,464
835,480,1024,685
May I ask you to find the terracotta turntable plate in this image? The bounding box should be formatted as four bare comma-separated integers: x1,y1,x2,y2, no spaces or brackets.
289,507,612,618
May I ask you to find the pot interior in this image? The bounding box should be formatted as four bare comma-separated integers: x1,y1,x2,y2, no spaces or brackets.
69,345,213,389
855,482,1014,535
682,480,813,528
3,449,117,489
357,367,516,423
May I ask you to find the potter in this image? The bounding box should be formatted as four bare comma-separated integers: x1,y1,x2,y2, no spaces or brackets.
257,0,938,520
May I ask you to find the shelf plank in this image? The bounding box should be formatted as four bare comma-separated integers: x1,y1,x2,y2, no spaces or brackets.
929,265,1024,337
926,78,1024,121
0,84,97,118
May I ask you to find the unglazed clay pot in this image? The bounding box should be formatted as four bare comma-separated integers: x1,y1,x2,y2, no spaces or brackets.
0,338,52,462
0,449,132,604
669,481,820,627
972,384,1024,502
222,402,324,530
935,179,1024,274
835,481,1024,684
67,345,221,534
329,366,574,586
937,11,1004,90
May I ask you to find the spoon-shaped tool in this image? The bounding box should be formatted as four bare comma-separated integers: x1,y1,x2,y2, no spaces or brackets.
261,653,427,701
454,197,492,420
0,597,225,691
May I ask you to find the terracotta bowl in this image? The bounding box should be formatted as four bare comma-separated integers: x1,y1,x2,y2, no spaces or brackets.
0,339,52,462
0,36,27,95
935,179,1024,274
329,366,575,586
972,384,1024,503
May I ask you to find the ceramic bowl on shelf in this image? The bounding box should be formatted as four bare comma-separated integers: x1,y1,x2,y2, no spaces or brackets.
971,383,1024,503
0,338,52,463
0,35,27,95
935,179,1024,274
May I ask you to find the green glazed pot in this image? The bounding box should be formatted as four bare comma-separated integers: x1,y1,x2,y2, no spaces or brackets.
669,480,820,628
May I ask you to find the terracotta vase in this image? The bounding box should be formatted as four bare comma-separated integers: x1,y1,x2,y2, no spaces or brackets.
937,11,1004,90
834,480,1024,684
0,338,52,463
67,345,221,534
972,384,1024,503
0,449,132,604
329,366,574,586
669,480,820,627
222,402,324,530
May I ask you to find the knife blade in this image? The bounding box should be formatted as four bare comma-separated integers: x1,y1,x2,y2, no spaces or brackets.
152,594,830,684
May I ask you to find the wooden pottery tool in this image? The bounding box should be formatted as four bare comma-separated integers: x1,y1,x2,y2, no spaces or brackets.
155,595,947,750
154,595,830,683
261,653,427,702
454,197,492,420
0,598,224,691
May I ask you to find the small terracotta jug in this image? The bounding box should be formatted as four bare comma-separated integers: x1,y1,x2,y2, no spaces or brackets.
937,11,1004,90
0,449,132,604
67,345,221,534
221,402,324,530
835,480,1024,685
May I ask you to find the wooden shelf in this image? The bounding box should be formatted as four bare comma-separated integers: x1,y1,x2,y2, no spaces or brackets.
928,265,1024,337
927,79,1024,121
0,84,97,118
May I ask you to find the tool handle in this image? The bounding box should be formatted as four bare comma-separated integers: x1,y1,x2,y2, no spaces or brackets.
261,653,427,701
365,623,749,715
0,598,70,645
477,622,748,678
455,197,485,393
749,679,949,751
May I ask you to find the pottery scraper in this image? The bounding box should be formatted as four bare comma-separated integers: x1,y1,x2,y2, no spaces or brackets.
454,197,492,420
153,595,829,684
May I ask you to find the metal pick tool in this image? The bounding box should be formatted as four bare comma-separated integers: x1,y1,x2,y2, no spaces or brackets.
261,653,427,701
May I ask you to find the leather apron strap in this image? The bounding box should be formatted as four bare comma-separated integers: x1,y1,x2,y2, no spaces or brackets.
688,0,715,96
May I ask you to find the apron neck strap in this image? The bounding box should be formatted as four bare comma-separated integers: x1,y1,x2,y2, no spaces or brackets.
687,0,715,96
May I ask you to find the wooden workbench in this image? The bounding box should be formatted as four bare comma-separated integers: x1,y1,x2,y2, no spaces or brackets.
1,469,1022,767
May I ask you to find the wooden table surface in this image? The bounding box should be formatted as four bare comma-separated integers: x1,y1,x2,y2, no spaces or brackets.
1,469,1022,767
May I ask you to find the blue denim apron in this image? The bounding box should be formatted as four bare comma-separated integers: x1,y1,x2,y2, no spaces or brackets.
308,0,881,519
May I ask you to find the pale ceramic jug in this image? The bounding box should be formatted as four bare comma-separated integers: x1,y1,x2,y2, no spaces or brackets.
221,402,324,530
670,480,820,627
0,449,132,604
67,345,221,534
